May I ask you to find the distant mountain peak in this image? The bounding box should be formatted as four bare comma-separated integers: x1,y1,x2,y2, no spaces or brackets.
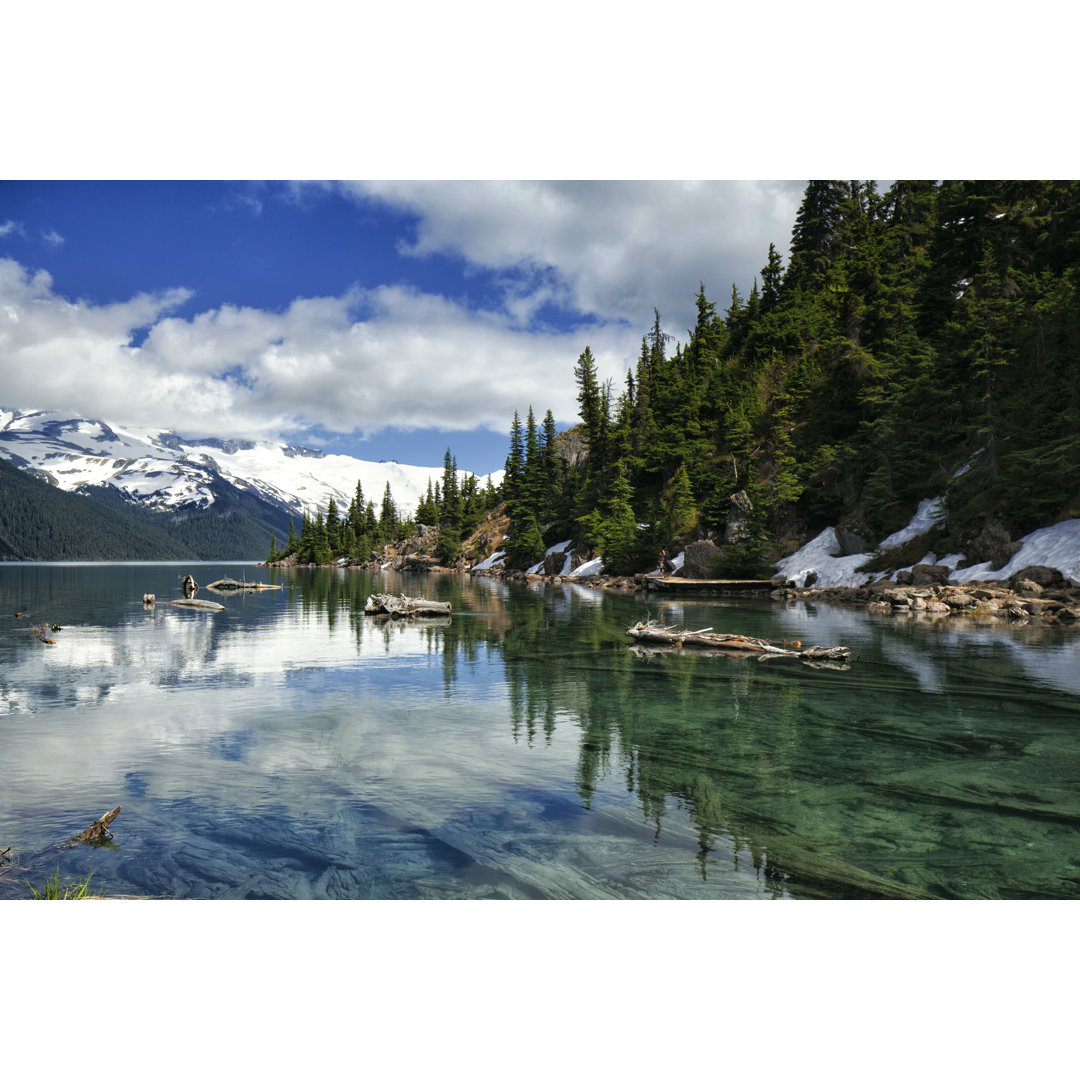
0,407,495,526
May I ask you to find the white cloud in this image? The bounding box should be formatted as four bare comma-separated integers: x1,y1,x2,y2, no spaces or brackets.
0,256,637,443
0,220,24,238
343,180,804,332
42,228,65,247
0,183,809,447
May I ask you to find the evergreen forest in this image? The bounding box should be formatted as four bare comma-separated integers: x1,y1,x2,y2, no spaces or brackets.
494,180,1080,575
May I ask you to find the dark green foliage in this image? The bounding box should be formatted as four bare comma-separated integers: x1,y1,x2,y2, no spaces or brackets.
489,181,1080,572
0,456,296,561
0,457,195,560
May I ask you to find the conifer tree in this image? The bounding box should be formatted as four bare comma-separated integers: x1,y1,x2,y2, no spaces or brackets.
504,411,525,517
436,449,463,563
379,483,397,543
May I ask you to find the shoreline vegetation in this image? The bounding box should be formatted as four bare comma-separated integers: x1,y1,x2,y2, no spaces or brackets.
264,535,1080,629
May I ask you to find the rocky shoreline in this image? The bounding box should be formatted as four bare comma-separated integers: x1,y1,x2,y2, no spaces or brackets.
269,548,1080,628
773,563,1080,625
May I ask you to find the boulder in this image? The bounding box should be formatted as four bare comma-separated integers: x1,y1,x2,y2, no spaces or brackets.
543,550,569,576
833,527,865,556
971,519,1021,570
1009,566,1063,588
910,563,951,586
944,591,976,608
680,539,723,579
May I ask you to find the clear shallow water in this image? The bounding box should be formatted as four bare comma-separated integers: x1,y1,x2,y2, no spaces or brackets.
2,563,1079,900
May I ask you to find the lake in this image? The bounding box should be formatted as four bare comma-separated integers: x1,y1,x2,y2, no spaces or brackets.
2,562,1079,900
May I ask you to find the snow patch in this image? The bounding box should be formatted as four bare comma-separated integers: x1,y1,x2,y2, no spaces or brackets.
879,497,944,550
569,557,604,577
950,519,1080,586
775,528,877,589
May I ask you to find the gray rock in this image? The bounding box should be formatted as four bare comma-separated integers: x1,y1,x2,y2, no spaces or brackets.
724,491,754,543
911,563,951,586
833,527,865,556
972,519,1021,570
1011,566,1063,588
680,540,723,579
944,591,976,608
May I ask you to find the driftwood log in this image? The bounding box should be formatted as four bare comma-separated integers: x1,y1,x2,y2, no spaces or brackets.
627,620,851,665
364,594,452,618
73,806,122,844
206,578,282,591
169,598,225,611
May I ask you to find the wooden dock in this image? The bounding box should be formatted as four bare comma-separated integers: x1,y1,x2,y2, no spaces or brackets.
644,575,776,593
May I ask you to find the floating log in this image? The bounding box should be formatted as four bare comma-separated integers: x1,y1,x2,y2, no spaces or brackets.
206,578,282,591
364,593,452,618
180,574,199,597
169,598,225,611
627,620,851,665
73,806,121,845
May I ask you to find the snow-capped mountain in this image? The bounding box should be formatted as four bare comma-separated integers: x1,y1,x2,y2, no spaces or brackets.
0,407,498,521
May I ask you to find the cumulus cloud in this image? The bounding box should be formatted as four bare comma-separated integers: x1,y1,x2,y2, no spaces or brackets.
42,228,65,247
0,220,24,238
0,256,637,442
343,180,804,332
0,183,809,446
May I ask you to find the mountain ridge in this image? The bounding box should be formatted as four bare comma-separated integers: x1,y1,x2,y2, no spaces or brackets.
0,407,498,560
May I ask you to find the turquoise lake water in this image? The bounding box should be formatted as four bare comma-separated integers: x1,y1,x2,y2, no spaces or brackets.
2,562,1079,899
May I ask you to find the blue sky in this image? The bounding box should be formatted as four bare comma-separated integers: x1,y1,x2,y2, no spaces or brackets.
0,180,805,474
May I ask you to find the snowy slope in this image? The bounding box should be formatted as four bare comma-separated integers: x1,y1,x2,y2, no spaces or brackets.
776,498,1080,589
0,407,498,520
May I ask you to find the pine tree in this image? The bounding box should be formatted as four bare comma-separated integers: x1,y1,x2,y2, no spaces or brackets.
574,347,603,456
379,483,397,543
504,411,525,517
436,449,462,563
761,243,784,311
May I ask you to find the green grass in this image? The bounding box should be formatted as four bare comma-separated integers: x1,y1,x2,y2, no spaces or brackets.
26,865,100,900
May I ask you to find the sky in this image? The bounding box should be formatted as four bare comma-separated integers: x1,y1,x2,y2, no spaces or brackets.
0,179,805,474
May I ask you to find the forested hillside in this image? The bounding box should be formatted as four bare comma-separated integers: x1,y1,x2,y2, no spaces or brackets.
0,455,292,561
496,180,1080,574
0,456,196,560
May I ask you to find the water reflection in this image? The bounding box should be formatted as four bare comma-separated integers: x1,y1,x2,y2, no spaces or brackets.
2,564,1080,899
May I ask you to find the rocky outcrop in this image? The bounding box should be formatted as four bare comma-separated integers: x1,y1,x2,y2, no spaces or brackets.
679,540,723,578
967,517,1021,570
724,491,754,543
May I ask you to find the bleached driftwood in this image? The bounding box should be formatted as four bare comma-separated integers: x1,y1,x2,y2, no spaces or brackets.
206,577,282,591
169,598,225,611
364,593,452,618
626,620,851,665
